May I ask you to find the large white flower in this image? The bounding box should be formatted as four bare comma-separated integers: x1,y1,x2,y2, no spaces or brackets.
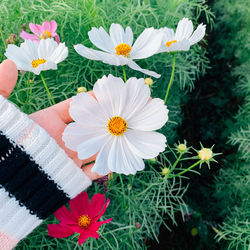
74,24,162,78
63,75,169,175
4,38,68,75
158,18,206,53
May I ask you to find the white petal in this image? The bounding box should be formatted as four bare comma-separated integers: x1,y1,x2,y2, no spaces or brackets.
128,98,169,131
20,40,39,60
91,137,113,175
74,44,111,60
70,92,108,124
93,75,126,117
108,137,144,175
38,38,58,59
124,130,166,159
109,23,126,45
175,18,193,41
121,77,150,120
49,42,68,63
74,44,127,66
163,27,175,41
168,39,190,52
130,28,162,59
127,60,161,78
157,27,175,53
63,122,106,150
77,133,108,159
189,23,206,45
124,26,133,46
88,27,115,53
4,44,30,70
102,54,128,66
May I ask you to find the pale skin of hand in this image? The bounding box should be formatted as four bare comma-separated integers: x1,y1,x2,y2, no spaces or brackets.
0,59,102,181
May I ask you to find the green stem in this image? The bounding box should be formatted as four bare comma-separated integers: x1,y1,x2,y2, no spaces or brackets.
119,174,126,206
164,53,176,104
0,27,6,49
168,152,183,176
122,66,127,82
40,73,56,105
170,160,202,178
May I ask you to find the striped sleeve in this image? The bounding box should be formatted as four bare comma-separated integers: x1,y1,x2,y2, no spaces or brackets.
0,95,92,249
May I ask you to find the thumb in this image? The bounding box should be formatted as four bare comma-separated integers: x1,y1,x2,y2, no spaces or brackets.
0,59,18,98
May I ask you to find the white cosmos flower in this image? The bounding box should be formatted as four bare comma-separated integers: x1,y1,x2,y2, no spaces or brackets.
158,18,206,53
4,38,68,75
62,74,169,175
74,23,162,78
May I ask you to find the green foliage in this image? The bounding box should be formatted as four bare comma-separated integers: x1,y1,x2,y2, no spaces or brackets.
209,0,250,249
0,0,214,249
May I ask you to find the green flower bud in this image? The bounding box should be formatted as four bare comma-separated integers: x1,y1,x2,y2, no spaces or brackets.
162,167,170,176
177,143,187,153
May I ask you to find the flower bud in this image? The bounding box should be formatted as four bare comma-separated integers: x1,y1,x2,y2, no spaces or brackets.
149,158,157,164
135,222,141,229
77,86,87,93
144,78,153,86
21,23,28,31
162,167,170,176
191,227,198,236
198,148,213,161
6,34,16,44
177,143,187,153
108,172,113,180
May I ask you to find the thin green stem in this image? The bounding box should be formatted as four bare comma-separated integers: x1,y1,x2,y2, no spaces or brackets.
168,152,183,176
0,27,6,49
40,73,56,105
170,160,202,178
119,174,126,206
164,53,176,104
122,66,127,82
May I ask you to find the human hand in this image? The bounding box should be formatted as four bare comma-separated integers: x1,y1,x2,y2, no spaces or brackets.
0,59,101,181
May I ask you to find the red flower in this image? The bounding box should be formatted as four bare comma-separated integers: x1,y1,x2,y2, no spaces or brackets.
47,192,112,245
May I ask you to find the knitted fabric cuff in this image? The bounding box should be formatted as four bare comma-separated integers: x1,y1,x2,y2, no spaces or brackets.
0,95,92,249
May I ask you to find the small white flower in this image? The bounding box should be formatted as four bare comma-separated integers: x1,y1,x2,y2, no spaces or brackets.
63,74,169,175
5,38,68,75
74,24,163,78
158,18,206,53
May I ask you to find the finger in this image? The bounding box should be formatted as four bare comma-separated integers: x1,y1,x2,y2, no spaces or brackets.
0,59,18,98
29,110,82,166
52,91,95,124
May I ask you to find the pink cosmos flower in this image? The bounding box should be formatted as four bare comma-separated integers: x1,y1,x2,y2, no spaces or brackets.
20,20,60,44
47,192,112,245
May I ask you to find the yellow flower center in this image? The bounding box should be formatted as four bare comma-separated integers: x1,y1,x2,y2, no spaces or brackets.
166,40,177,47
78,215,91,229
107,116,127,136
198,148,213,161
40,30,52,39
31,58,47,68
115,43,132,57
